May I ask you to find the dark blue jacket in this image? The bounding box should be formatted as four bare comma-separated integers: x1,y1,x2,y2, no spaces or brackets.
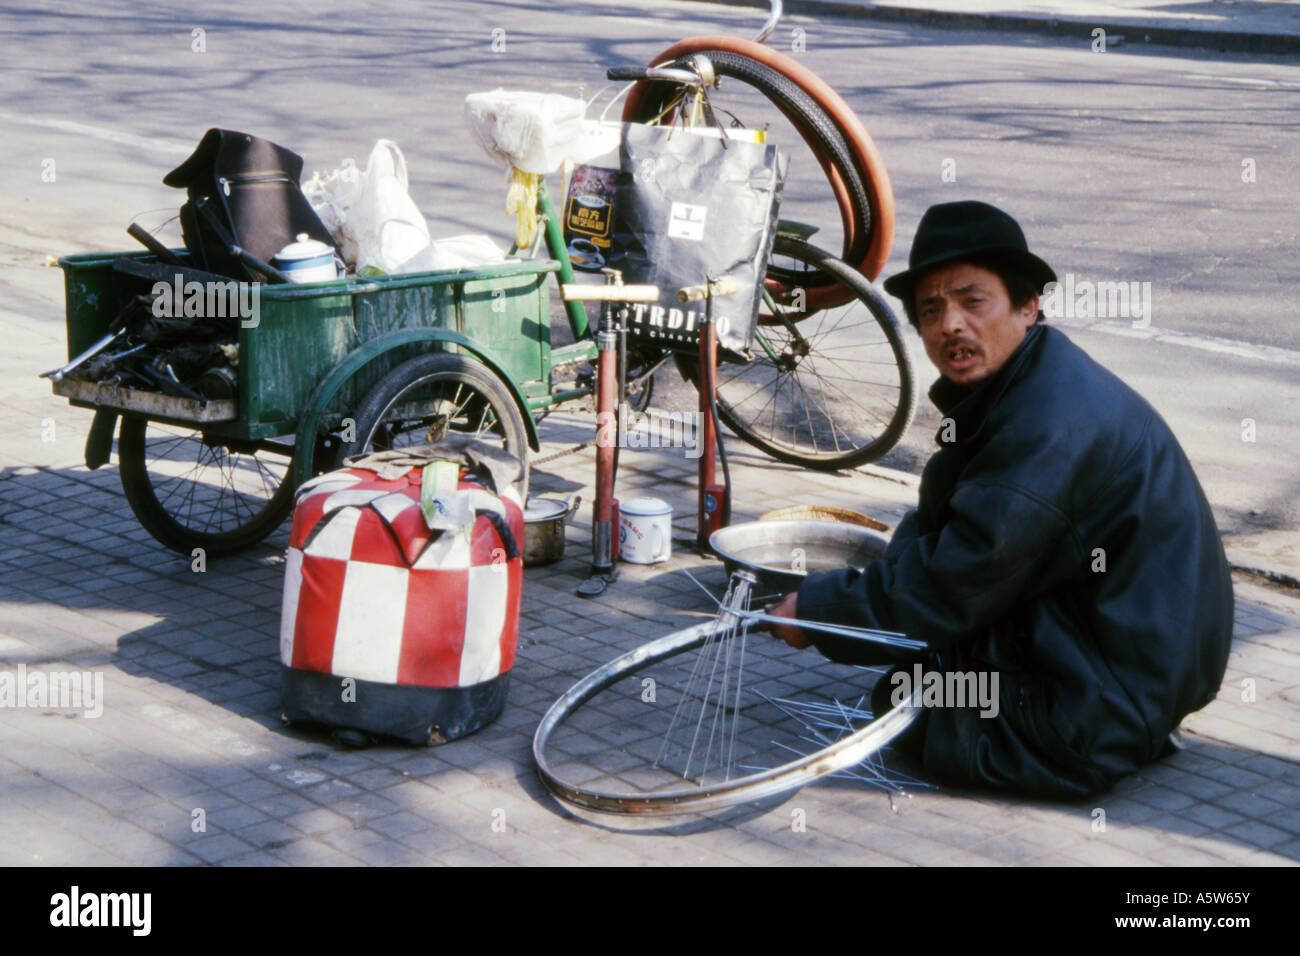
797,324,1233,796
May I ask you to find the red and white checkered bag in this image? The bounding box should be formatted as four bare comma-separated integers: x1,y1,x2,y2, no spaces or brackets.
280,466,524,692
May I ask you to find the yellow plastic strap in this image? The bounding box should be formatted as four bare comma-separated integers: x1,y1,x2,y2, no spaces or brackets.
505,167,541,248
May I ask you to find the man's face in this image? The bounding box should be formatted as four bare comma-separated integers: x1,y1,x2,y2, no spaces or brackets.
914,262,1039,387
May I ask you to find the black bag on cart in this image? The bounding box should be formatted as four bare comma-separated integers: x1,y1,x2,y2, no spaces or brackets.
163,128,333,280
607,122,786,354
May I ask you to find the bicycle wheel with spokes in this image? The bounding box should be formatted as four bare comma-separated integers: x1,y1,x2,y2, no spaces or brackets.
533,573,923,817
680,234,915,470
118,417,296,556
337,351,530,496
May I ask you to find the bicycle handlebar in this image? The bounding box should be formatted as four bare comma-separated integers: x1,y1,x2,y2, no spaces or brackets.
752,0,783,44
677,278,739,303
606,65,702,86
607,3,782,87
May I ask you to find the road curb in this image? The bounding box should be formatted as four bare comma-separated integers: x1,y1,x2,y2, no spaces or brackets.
1225,551,1300,592
854,460,920,488
1230,563,1300,591
705,0,1300,56
858,463,1300,592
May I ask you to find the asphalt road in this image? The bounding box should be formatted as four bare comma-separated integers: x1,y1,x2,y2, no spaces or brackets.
2,0,1297,545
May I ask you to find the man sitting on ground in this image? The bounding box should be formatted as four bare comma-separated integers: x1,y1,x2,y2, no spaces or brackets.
764,200,1233,797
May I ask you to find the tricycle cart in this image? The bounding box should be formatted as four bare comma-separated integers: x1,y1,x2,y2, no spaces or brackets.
48,54,915,558
55,205,574,557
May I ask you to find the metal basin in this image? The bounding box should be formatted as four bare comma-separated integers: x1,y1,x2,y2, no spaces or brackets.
523,495,580,567
709,519,889,596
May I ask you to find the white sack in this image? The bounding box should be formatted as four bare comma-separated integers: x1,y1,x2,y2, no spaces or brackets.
464,90,620,175
303,140,431,274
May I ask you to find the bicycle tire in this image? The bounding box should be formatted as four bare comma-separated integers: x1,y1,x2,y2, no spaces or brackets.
650,37,896,282
678,234,915,470
623,38,895,285
624,50,868,310
118,417,296,557
532,618,922,816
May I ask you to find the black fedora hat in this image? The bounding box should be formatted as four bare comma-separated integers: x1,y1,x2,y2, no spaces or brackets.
883,200,1056,305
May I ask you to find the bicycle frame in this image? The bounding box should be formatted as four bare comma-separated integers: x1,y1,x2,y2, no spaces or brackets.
529,177,803,408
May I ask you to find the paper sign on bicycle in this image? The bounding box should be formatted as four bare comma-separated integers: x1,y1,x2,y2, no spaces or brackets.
608,122,787,353
562,164,618,272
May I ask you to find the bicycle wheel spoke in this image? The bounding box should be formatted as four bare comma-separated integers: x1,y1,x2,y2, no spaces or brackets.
533,569,926,814
177,442,212,526
804,340,901,388
139,425,285,537
208,450,240,533
724,368,789,420
785,362,837,452
802,353,897,432
254,456,282,500
153,453,208,507
703,236,914,468
793,358,871,450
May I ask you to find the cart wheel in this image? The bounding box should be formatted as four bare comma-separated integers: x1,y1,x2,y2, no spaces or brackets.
118,417,296,557
625,345,664,414
338,352,530,496
676,235,915,470
627,374,654,413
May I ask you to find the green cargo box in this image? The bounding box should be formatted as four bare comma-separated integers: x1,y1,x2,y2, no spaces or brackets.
56,250,561,441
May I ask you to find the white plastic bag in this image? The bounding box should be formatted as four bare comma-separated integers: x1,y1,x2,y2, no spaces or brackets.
464,90,620,175
303,140,431,274
397,234,508,273
302,158,360,254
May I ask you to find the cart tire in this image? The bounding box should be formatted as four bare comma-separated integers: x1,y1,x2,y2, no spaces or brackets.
676,235,915,470
625,345,665,414
337,352,531,497
118,417,296,557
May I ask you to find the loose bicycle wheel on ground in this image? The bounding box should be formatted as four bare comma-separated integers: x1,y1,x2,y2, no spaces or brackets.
679,235,915,470
336,351,531,496
118,417,296,556
532,572,924,817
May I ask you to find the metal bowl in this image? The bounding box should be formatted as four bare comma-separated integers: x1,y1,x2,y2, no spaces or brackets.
523,495,580,567
709,519,889,596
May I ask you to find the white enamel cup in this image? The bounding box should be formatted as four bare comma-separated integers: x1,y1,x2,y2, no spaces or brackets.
618,497,673,564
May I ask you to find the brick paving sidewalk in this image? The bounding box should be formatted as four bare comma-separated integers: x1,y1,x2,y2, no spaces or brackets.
2,362,1299,865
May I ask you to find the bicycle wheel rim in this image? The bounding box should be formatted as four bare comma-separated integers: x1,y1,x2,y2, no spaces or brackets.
533,619,922,816
118,417,294,554
708,236,915,469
